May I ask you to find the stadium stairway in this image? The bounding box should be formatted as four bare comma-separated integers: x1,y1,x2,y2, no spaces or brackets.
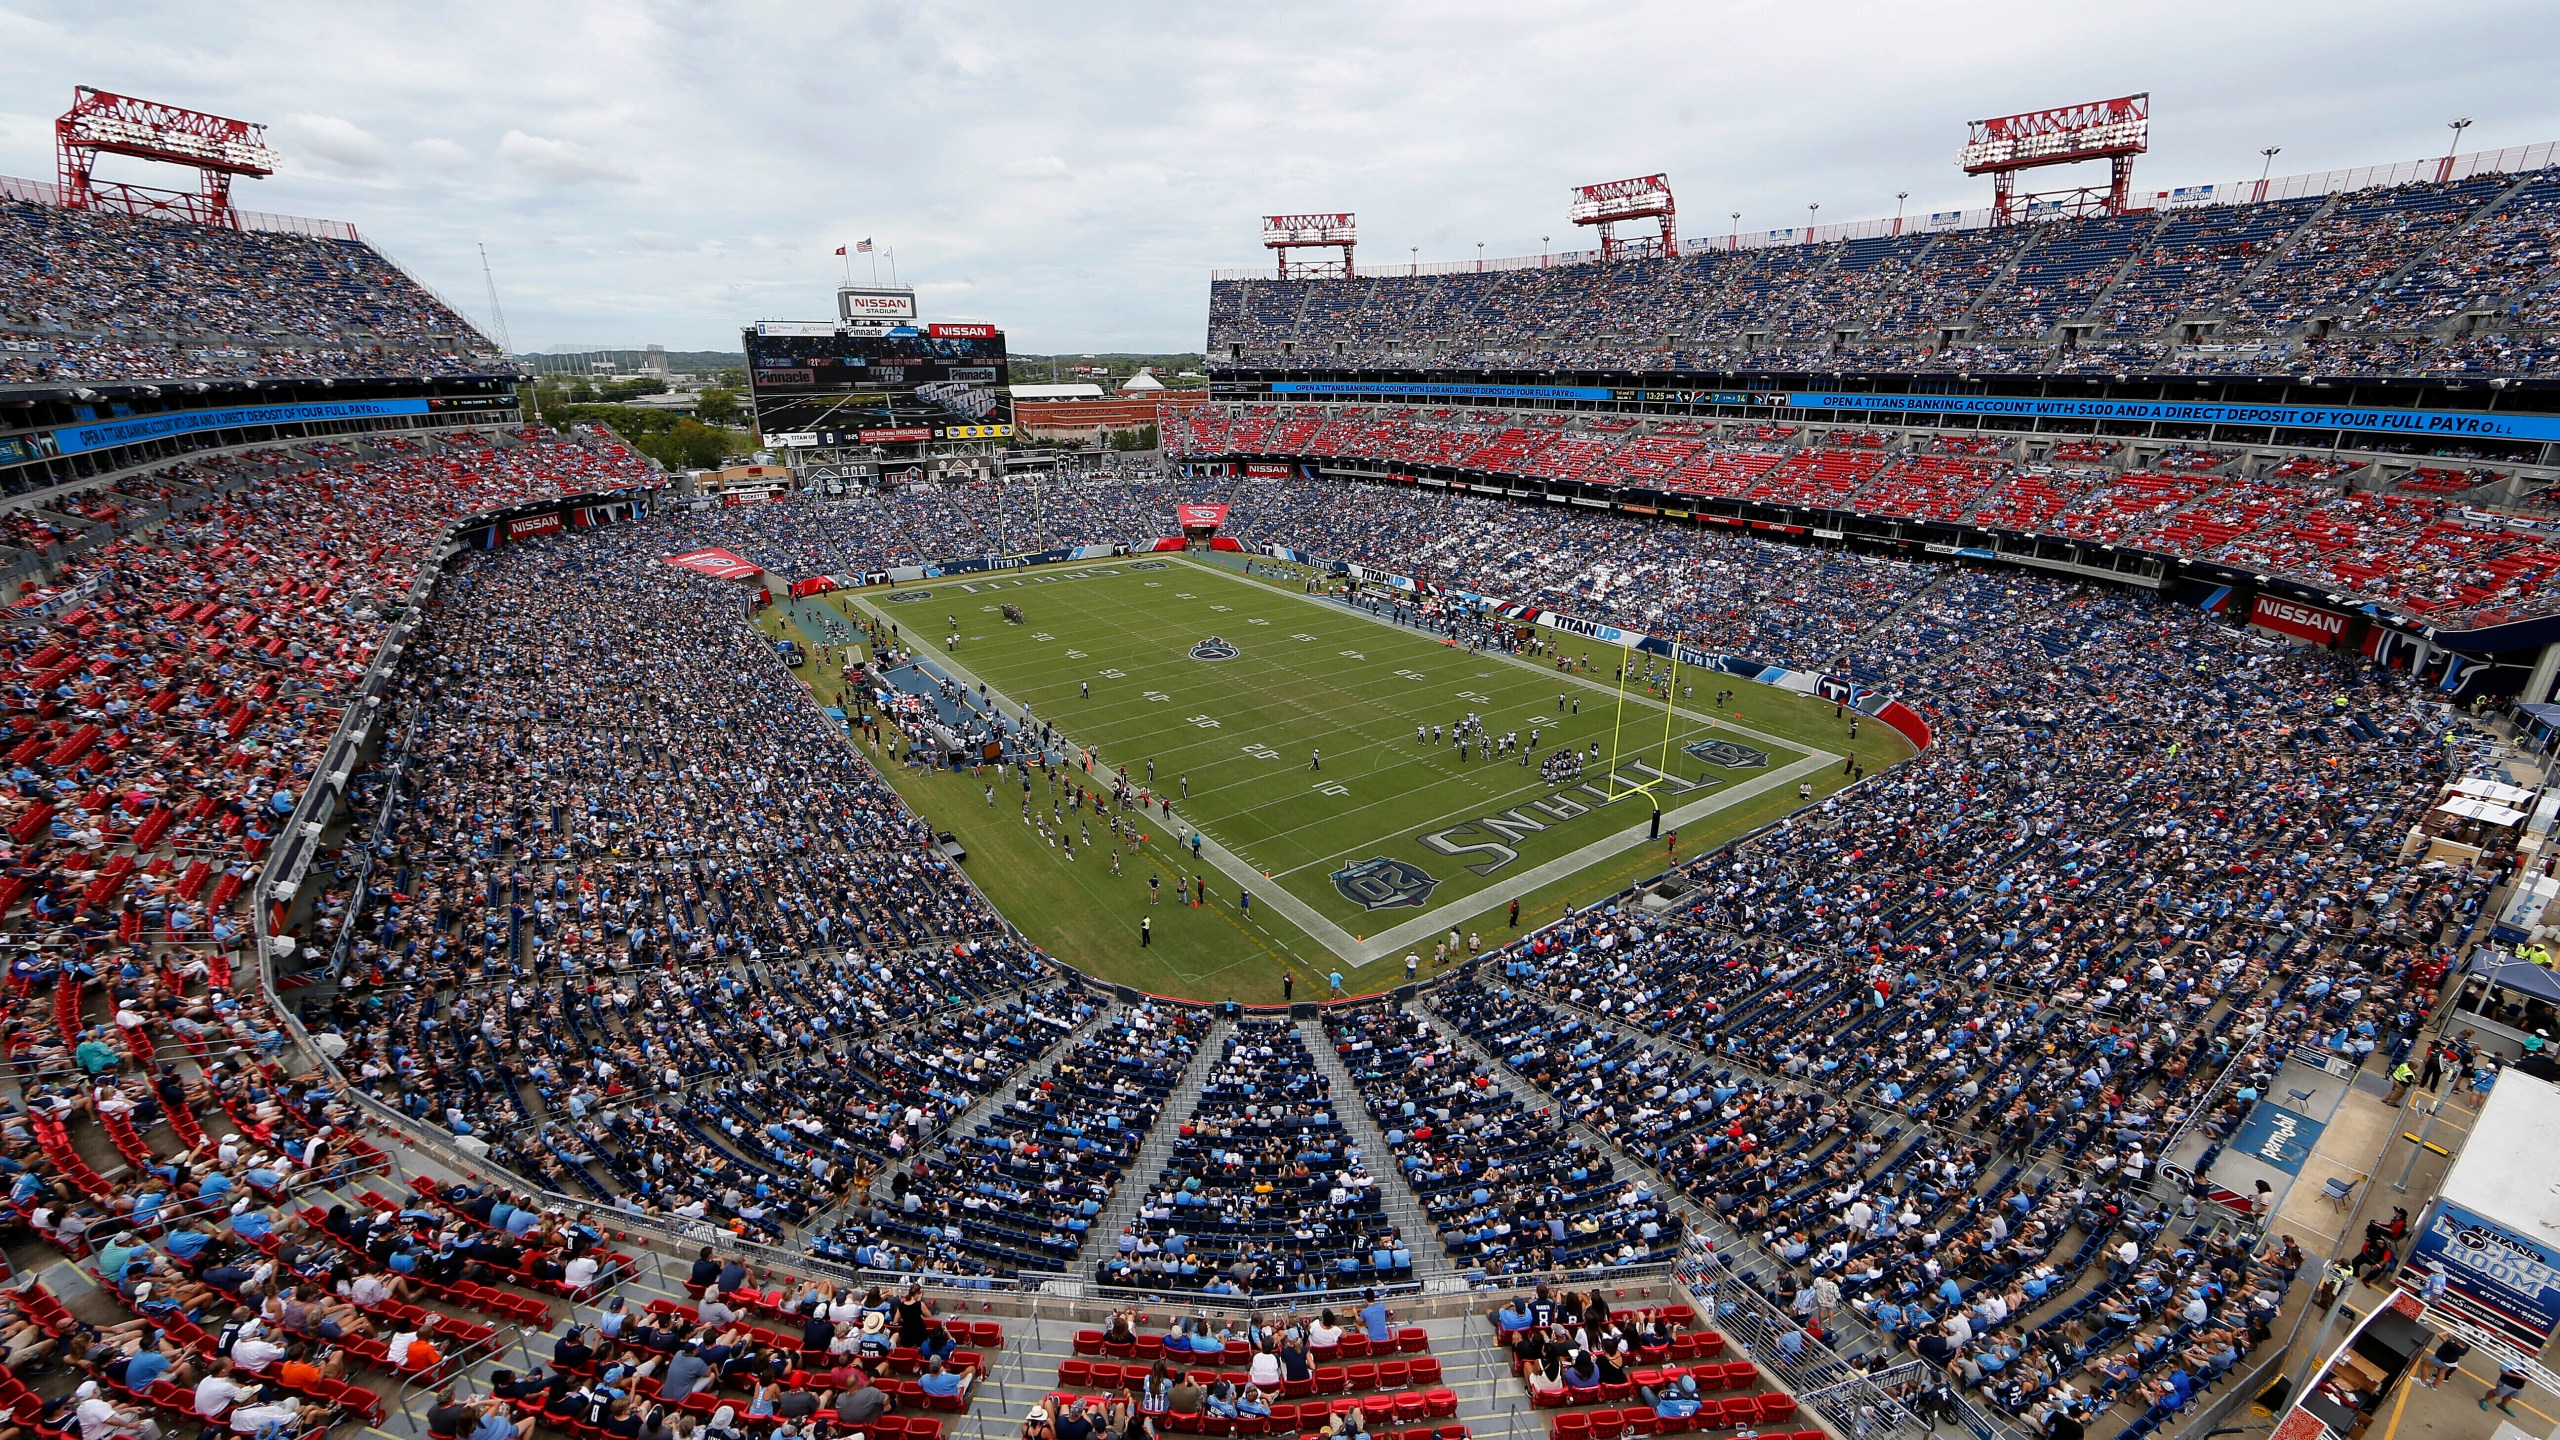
1833,569,1949,668
1295,1017,1461,1286
2369,168,2550,329
2070,210,2177,326
19,1128,705,1440
1086,1018,1236,1272
2219,192,2344,320
1413,996,1902,1370
1957,223,2056,335
918,1299,1535,1440
1438,976,2233,1400
829,996,1127,1219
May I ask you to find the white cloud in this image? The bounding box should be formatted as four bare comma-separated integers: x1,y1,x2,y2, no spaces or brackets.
1000,154,1072,181
497,129,636,187
276,112,389,174
410,137,472,173
0,2,2553,352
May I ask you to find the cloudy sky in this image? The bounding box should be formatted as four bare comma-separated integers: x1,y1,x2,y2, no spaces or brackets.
4,1,2556,355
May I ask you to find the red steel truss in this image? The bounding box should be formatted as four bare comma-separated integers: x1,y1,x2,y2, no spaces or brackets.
1959,93,2150,224
1262,213,1357,280
56,86,280,229
1568,174,1677,261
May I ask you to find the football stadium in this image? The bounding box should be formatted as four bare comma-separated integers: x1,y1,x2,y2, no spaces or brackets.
3,22,2560,1440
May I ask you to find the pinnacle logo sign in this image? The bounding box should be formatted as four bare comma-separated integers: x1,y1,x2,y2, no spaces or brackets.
1331,857,1438,910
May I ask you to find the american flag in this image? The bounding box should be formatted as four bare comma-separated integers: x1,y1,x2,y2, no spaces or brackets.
856,238,873,253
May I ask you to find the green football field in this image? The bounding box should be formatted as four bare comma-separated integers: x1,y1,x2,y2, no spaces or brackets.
767,553,1913,999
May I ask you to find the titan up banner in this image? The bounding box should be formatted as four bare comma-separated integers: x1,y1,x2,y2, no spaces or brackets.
661,548,763,581
2249,593,2350,645
1177,503,1233,527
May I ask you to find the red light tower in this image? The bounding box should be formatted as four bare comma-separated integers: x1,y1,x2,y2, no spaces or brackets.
1568,175,1678,262
1959,93,2149,225
56,86,280,229
1262,214,1356,280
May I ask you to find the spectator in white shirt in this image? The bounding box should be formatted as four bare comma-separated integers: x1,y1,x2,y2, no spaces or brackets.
194,1372,249,1421
75,1381,160,1440
229,1335,286,1375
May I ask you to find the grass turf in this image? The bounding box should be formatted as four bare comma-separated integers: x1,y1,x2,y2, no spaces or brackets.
758,555,1913,1001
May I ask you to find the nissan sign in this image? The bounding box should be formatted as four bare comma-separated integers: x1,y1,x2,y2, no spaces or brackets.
2250,594,2348,646
837,286,918,322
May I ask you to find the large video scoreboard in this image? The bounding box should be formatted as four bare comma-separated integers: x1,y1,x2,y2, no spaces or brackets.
744,323,1013,445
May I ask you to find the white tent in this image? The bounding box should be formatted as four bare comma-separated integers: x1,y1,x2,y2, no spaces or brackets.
2436,795,2530,826
2454,776,2536,805
1119,370,1166,392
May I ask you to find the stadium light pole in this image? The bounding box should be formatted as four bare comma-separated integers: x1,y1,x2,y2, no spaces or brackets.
1542,235,1550,268
1806,202,1818,244
1409,246,1417,277
1894,191,1908,235
1729,211,1739,250
1476,241,1484,272
2441,117,2474,183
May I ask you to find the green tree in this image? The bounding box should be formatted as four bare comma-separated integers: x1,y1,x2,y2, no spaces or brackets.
717,367,748,388
635,418,734,471
697,386,743,425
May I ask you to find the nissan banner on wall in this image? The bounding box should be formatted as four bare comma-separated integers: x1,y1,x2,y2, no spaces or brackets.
2249,594,2349,646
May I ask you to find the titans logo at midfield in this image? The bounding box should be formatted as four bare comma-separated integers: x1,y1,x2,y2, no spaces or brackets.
1190,637,1240,662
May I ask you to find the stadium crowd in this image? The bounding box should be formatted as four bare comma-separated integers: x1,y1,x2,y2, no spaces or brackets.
0,200,503,384
1208,170,2560,377
0,153,2542,1440
1097,1019,1414,1296
1165,406,2560,629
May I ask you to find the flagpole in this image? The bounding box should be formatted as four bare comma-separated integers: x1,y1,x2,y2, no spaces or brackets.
841,247,851,284
888,247,898,286
869,246,879,286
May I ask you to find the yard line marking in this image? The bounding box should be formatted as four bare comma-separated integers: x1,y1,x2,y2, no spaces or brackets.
1000,562,1815,876
859,558,1864,965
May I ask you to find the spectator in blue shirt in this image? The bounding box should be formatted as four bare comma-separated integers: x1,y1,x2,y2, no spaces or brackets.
917,1360,969,1400
1358,1292,1391,1343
